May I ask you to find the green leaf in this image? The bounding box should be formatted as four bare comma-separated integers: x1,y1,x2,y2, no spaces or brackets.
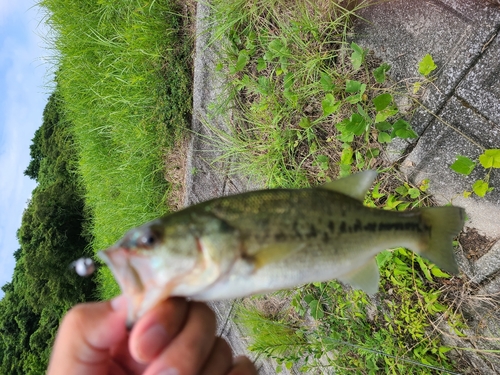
268,39,286,55
310,141,318,153
303,294,315,304
473,179,489,197
376,250,393,267
299,117,312,129
375,121,392,131
356,103,370,122
408,188,420,199
397,202,411,211
419,179,430,192
322,93,340,116
378,132,392,143
394,127,418,139
338,131,354,143
350,42,366,70
367,147,380,158
279,56,288,73
320,72,335,91
392,119,418,139
232,49,249,73
373,63,391,83
339,163,351,177
375,107,398,123
345,113,366,135
257,76,272,96
371,181,385,199
340,146,353,165
351,41,364,55
345,79,363,93
315,155,329,170
450,155,476,175
418,54,437,76
439,346,453,354
373,93,393,111
479,149,500,168
256,58,266,71
430,267,450,278
395,185,408,196
263,50,275,61
308,299,324,319
345,94,362,104
416,256,433,282
384,195,404,210
316,155,328,163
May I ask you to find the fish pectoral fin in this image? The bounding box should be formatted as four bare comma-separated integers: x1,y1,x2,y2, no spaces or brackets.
337,258,380,295
250,243,305,270
319,170,377,201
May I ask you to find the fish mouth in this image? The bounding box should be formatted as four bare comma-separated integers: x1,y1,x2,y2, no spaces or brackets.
98,247,148,325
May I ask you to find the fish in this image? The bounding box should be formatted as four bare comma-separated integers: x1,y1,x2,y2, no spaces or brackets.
98,171,465,325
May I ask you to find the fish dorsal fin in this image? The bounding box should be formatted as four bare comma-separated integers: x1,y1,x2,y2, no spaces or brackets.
319,170,377,201
337,258,380,295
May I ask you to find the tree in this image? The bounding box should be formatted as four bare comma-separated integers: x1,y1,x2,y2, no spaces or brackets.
1,86,96,373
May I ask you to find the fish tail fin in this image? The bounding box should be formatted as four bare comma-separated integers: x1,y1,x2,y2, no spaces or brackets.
417,206,465,274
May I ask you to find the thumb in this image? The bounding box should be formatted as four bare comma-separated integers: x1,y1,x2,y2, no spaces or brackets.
47,296,128,375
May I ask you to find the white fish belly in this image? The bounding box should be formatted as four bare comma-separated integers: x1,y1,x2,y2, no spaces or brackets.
191,244,376,300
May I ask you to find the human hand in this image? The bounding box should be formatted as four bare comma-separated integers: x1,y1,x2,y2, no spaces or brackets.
47,297,258,375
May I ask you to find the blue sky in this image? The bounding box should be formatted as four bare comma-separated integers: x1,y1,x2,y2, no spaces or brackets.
0,1,50,298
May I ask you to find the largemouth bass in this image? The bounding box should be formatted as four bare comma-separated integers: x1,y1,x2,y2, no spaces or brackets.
99,171,465,325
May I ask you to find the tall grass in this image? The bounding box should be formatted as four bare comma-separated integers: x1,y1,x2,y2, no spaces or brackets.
208,0,369,188
39,0,193,297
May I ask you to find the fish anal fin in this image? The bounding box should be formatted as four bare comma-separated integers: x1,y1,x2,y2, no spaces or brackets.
338,258,380,295
319,170,377,201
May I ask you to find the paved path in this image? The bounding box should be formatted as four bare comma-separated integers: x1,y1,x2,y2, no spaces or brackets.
354,2,500,372
185,1,500,373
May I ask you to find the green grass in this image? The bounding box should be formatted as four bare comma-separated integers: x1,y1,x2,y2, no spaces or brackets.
39,0,193,298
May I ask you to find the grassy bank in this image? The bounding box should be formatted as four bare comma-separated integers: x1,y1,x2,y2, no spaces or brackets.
39,0,193,297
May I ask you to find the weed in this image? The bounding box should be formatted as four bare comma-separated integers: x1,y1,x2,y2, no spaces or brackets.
450,149,500,197
209,0,418,189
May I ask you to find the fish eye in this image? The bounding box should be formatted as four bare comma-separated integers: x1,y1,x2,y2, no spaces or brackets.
138,229,157,249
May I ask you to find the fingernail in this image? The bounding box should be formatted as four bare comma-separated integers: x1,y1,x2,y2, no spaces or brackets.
138,324,169,361
111,295,128,312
